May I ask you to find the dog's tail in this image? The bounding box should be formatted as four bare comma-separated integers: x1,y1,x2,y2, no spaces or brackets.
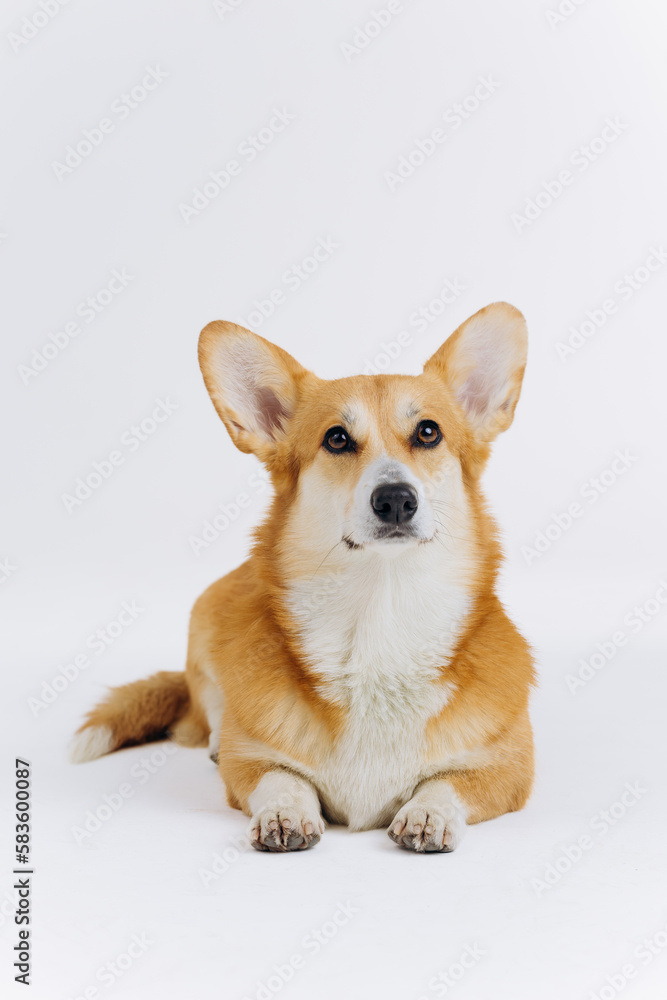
69,671,190,763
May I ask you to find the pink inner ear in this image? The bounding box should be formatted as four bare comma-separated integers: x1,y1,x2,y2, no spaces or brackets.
254,385,289,438
459,371,494,416
458,348,508,417
455,325,519,421
220,339,293,441
426,303,526,436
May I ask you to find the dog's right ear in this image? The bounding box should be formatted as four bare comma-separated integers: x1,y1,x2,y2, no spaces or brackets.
198,321,308,460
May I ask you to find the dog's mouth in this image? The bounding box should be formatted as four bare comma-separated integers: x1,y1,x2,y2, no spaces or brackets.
376,528,413,541
343,527,432,550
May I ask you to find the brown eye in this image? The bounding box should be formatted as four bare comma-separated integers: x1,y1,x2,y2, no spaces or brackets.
414,420,442,447
323,426,356,453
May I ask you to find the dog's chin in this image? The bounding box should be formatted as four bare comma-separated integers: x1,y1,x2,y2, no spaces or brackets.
343,529,432,553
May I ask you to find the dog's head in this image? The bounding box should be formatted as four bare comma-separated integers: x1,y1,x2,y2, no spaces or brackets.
198,303,527,564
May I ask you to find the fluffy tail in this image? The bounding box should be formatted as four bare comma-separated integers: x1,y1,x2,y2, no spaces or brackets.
69,671,190,763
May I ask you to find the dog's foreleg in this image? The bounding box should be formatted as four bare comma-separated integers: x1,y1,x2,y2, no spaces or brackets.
248,770,324,852
389,777,468,853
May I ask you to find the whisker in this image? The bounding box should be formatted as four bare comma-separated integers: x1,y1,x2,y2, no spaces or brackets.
307,540,344,582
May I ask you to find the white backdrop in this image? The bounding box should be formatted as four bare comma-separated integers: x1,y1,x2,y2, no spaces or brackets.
2,1,667,998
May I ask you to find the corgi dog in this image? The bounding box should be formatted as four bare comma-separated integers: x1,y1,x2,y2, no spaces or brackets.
71,301,535,853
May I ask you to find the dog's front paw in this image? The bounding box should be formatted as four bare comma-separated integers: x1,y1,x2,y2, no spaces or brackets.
388,798,466,853
250,806,324,853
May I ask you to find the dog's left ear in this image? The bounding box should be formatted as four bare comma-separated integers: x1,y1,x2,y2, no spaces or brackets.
198,321,308,460
424,302,527,443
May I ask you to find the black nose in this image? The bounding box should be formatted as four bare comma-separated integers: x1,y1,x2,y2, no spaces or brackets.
370,483,419,524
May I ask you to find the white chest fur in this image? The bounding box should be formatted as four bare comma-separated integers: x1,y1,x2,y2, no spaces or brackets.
286,545,473,830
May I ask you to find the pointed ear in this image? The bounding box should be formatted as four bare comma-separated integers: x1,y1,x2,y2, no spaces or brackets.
424,302,528,443
198,321,308,458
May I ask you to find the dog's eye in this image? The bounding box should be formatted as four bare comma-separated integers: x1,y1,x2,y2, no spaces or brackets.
414,420,442,448
323,426,355,453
